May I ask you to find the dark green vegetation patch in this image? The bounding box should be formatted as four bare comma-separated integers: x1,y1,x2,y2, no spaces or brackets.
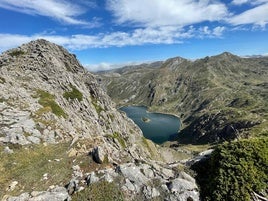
63,84,83,102
36,89,67,118
63,85,83,102
192,138,268,201
106,132,126,148
8,50,25,57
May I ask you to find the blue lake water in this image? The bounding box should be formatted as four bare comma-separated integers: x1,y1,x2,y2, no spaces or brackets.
120,106,180,144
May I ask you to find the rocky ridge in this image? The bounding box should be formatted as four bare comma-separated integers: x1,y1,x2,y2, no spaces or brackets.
0,40,199,200
0,39,149,160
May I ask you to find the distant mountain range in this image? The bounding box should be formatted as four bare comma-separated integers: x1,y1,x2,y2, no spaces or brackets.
97,52,268,144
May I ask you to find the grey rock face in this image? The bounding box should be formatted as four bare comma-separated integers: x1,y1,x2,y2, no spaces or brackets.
92,146,106,164
86,172,99,185
66,179,78,195
168,178,197,192
82,162,199,201
168,178,199,201
29,187,70,201
5,193,30,201
117,163,149,188
185,149,214,166
5,187,70,201
143,186,160,199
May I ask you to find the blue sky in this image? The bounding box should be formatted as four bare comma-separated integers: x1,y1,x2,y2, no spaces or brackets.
0,0,268,71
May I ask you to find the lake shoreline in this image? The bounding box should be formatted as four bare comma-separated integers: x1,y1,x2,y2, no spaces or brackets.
119,104,182,133
119,105,181,144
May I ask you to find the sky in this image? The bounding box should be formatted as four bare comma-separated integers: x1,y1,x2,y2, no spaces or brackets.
0,0,268,71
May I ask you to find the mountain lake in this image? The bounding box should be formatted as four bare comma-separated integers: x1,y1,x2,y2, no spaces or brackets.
119,106,180,144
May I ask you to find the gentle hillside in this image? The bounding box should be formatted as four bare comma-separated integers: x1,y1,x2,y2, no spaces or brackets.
98,53,268,144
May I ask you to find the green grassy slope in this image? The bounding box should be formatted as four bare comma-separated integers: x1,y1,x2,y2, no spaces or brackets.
98,53,268,144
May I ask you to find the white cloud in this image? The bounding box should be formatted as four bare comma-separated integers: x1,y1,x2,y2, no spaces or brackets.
0,0,98,26
87,62,118,72
197,26,226,38
232,0,251,5
0,25,225,52
212,26,226,37
231,0,268,5
86,61,144,72
228,3,268,27
106,0,228,27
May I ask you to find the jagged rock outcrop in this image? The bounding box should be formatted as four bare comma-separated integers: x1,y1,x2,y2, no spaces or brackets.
4,186,70,201
75,161,199,201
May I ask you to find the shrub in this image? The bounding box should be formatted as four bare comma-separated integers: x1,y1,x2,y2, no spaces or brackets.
192,138,268,201
63,85,83,102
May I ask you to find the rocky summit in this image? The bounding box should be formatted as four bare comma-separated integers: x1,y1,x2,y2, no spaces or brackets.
0,40,199,201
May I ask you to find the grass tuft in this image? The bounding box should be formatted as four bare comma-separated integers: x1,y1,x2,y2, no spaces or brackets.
63,85,83,102
91,98,104,115
0,143,72,198
35,89,67,118
72,180,124,201
106,132,126,149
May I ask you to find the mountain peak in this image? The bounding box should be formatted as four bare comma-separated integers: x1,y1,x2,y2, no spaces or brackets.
1,39,84,74
208,52,241,63
165,56,187,63
27,38,53,46
20,39,61,53
215,52,241,59
163,56,188,70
